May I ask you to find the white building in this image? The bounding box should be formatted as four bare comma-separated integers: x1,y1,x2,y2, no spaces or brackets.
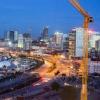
54,32,63,50
75,28,84,57
14,31,18,41
18,34,24,48
68,27,84,58
89,32,100,49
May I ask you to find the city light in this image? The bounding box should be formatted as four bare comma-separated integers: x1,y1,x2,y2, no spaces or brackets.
0,1,99,100
88,30,94,36
60,54,65,59
8,41,12,47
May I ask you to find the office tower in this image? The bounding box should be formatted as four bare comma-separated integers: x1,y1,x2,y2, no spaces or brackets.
5,30,18,42
18,34,24,48
89,32,100,49
54,32,63,50
68,27,84,58
41,26,49,42
23,33,32,50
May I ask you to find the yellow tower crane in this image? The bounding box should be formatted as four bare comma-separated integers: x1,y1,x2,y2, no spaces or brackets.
68,0,93,100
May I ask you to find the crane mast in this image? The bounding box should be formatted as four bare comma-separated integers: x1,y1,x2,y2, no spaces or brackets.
69,0,93,100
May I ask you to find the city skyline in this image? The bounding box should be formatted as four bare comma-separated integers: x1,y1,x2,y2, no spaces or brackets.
0,1,100,99
0,0,99,38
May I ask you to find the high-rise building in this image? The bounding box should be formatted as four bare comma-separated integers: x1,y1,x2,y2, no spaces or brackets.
41,26,49,42
6,31,14,42
23,33,32,50
89,32,100,49
96,40,100,51
68,28,100,58
18,34,24,48
48,36,56,50
63,34,69,51
54,32,63,50
68,27,84,58
14,31,18,41
5,30,18,42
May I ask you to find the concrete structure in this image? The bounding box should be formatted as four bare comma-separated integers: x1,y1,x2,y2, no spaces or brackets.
62,34,69,57
54,32,64,50
41,26,49,42
68,29,76,57
14,31,18,41
5,31,19,48
63,34,69,51
68,27,84,58
5,31,18,42
89,32,100,49
96,39,100,51
23,33,32,50
68,28,100,58
47,36,56,50
18,34,24,48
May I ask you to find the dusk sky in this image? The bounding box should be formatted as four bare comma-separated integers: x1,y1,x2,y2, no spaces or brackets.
0,0,100,38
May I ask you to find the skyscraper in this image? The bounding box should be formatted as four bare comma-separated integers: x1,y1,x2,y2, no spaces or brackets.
14,31,18,41
41,26,49,42
23,33,32,50
5,31,18,42
54,32,63,50
18,34,24,48
68,27,84,58
63,34,69,51
89,32,100,49
6,31,14,42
